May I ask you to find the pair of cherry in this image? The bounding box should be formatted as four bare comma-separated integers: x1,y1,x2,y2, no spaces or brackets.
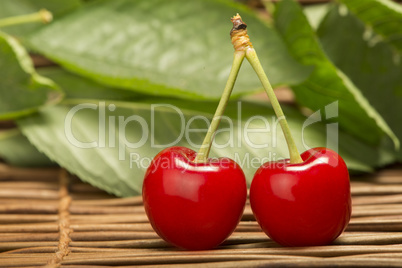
142,14,351,250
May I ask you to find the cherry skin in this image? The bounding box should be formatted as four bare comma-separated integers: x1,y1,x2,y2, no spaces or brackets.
250,147,351,247
142,146,247,250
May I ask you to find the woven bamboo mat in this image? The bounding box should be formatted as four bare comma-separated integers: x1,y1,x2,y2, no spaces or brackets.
1,164,402,267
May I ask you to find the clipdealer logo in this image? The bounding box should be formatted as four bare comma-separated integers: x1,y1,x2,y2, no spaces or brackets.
63,101,339,169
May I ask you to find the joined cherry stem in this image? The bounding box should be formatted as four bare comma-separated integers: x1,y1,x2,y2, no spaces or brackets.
0,9,52,28
195,13,303,164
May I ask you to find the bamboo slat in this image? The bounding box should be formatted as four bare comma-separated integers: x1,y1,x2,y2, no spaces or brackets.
0,164,401,267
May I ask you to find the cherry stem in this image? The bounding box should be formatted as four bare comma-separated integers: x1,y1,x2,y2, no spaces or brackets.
0,9,53,28
246,48,303,164
230,13,302,164
194,51,245,163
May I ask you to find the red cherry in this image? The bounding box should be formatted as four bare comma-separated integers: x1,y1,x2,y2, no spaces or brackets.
250,147,351,247
142,146,247,250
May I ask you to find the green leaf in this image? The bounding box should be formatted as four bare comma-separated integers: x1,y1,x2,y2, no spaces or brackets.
274,0,399,148
0,128,55,167
0,66,138,168
27,0,311,100
0,0,81,39
38,67,141,101
17,99,390,197
317,3,402,159
337,0,402,54
0,31,63,120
